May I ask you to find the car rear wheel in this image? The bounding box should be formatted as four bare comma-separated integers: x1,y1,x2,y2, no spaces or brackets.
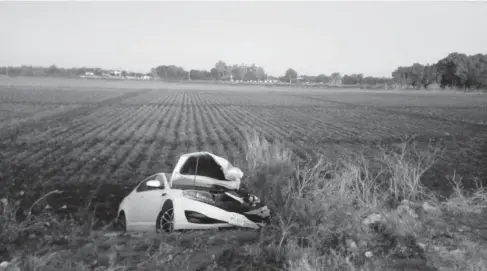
156,201,174,233
114,212,127,232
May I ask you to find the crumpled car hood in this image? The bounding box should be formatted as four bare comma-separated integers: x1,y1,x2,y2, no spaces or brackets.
171,152,244,190
201,152,244,182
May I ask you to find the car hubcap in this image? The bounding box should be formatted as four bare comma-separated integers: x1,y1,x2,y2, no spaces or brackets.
160,208,174,232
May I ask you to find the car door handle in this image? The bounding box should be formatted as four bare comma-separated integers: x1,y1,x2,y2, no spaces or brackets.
161,193,167,196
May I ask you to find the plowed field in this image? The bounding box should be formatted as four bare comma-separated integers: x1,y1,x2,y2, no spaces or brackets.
1,78,486,226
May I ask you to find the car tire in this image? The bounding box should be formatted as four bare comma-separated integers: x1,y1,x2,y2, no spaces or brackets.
156,201,174,233
114,211,127,232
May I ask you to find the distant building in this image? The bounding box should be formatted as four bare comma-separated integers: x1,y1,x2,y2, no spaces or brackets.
330,78,343,86
109,70,122,77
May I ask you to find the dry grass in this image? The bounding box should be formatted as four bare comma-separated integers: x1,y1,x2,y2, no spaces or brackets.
243,129,293,173
1,130,487,270
239,129,487,270
443,173,487,215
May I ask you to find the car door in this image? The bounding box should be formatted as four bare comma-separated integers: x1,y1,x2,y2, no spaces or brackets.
128,174,158,227
131,174,170,230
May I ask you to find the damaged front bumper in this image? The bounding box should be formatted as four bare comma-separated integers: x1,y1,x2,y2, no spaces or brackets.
172,189,270,230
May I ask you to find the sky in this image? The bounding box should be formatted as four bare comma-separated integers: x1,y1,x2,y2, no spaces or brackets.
1,2,486,78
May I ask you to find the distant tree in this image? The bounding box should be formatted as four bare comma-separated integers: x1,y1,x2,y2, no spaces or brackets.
330,72,341,85
190,69,211,80
285,68,298,82
391,52,487,90
210,68,219,80
189,70,196,80
316,74,329,84
255,67,266,81
243,71,258,82
214,60,228,79
409,63,426,88
357,73,364,84
18,66,33,77
363,76,377,85
93,69,103,76
300,75,316,83
154,65,188,80
46,65,59,76
6,67,21,77
421,65,438,88
278,76,289,83
435,52,475,89
231,65,247,81
267,75,277,81
342,74,362,85
150,68,158,78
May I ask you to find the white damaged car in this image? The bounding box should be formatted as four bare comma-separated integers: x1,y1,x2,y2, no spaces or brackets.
115,152,270,232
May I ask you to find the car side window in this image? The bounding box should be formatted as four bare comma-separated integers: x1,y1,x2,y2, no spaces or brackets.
136,175,158,193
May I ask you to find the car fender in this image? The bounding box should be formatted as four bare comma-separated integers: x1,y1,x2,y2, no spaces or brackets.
117,197,129,219
165,190,185,226
115,196,134,231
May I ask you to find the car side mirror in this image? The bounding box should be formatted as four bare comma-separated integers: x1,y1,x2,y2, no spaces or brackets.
146,180,162,188
226,167,243,181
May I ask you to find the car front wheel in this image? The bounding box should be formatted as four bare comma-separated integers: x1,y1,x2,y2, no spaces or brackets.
156,201,174,233
114,211,127,232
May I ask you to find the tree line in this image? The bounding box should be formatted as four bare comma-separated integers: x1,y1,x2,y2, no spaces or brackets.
151,62,389,86
151,52,487,90
1,52,486,90
392,52,487,90
0,65,150,78
151,61,270,82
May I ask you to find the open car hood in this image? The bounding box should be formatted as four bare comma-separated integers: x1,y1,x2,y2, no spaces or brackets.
170,152,244,190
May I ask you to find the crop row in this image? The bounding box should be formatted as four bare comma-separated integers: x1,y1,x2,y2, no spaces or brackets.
0,104,83,133
1,92,323,188
0,87,129,104
118,89,329,107
0,103,60,121
302,91,487,108
2,90,485,193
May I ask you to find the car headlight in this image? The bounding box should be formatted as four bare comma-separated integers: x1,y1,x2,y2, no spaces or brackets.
182,190,215,205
